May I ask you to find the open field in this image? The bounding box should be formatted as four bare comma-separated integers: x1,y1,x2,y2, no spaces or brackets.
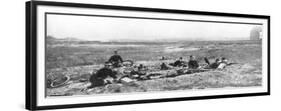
46,39,262,96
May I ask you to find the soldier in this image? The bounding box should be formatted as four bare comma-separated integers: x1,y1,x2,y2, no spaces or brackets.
88,62,117,88
174,57,185,67
217,57,228,70
160,62,170,70
108,51,123,68
207,58,221,69
204,57,230,69
188,55,199,69
130,64,147,79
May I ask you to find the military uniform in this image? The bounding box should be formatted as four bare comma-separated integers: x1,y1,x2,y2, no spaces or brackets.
88,67,117,88
108,54,123,67
188,60,199,69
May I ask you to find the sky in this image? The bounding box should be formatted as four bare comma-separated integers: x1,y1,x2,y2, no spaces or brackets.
46,14,262,41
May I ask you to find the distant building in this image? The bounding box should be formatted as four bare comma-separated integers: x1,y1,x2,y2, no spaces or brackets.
250,26,262,40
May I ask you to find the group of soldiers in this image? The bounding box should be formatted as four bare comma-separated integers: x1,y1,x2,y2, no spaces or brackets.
160,55,199,70
88,50,230,89
161,55,229,70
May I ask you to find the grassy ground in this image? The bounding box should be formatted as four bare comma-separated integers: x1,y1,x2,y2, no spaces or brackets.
46,40,262,96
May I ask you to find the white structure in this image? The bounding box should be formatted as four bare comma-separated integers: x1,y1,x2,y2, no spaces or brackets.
250,26,262,40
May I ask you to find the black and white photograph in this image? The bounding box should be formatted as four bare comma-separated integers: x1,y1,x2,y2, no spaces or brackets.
46,13,266,96
25,1,270,110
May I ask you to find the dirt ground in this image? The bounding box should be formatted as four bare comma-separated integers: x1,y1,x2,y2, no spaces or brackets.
46,40,262,97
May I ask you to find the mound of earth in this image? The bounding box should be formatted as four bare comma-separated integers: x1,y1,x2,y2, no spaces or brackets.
46,63,262,97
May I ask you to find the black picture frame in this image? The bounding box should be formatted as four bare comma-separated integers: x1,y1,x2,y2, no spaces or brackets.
26,1,270,110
